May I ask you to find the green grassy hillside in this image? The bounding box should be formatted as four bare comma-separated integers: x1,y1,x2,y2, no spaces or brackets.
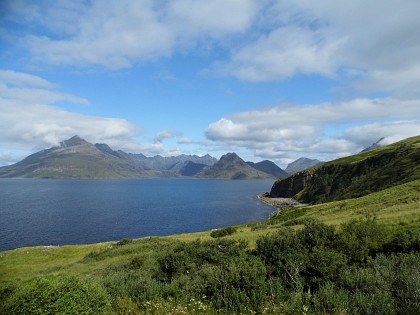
1,180,419,314
270,135,420,203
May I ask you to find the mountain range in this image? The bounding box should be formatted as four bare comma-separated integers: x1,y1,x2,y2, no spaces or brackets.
198,153,275,179
0,136,287,180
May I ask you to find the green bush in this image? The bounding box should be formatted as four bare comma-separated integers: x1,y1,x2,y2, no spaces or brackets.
313,282,351,314
383,228,420,253
156,239,245,283
210,226,237,238
336,217,390,263
1,276,110,315
390,253,420,314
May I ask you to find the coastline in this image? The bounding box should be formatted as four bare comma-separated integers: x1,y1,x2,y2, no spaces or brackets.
258,194,308,217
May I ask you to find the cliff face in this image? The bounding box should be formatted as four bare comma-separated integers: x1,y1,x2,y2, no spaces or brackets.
270,135,420,204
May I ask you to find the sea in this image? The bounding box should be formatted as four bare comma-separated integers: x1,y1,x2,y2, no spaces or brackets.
0,178,275,251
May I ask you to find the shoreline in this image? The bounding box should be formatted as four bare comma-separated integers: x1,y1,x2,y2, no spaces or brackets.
258,194,308,217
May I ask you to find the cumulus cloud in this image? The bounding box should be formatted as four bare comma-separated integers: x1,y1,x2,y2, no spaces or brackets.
213,26,342,81
154,130,182,143
211,0,420,96
205,98,420,165
5,0,259,69
0,70,165,161
5,1,420,96
0,70,89,105
0,100,139,150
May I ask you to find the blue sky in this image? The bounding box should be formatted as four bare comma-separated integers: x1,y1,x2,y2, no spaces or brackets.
1,0,420,168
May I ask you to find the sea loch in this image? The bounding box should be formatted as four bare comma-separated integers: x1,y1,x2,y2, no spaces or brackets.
0,178,275,251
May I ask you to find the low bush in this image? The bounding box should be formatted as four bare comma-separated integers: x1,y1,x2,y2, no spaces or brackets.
210,226,237,238
1,275,110,315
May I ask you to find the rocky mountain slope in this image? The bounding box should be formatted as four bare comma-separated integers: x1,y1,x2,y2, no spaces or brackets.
285,157,324,174
198,152,274,179
0,136,156,179
246,160,288,178
270,135,420,204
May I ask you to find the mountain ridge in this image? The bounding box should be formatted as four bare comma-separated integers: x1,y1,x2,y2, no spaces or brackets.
0,137,278,180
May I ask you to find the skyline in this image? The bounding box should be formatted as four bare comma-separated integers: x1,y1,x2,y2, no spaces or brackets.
1,0,420,168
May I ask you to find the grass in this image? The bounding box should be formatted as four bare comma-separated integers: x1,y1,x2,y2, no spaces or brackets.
1,179,419,290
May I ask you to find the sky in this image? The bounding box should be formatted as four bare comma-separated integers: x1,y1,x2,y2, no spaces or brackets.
1,0,420,168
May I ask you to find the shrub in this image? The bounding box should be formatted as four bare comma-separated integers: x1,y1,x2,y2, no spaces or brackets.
102,269,163,302
336,217,390,263
116,238,133,246
383,228,420,253
156,239,245,282
206,255,267,313
210,226,237,238
313,282,351,314
1,276,111,315
298,219,336,249
391,253,420,314
255,228,308,290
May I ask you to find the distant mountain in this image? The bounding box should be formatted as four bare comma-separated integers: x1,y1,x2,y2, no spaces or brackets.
198,152,273,179
169,161,207,176
0,136,216,179
246,160,288,178
270,135,420,204
285,157,324,174
360,137,384,153
129,153,217,172
0,136,157,179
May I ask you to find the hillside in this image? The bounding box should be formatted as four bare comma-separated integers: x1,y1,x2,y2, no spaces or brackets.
198,152,273,179
270,135,420,203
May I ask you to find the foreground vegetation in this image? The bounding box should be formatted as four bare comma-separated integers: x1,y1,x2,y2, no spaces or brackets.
1,180,419,314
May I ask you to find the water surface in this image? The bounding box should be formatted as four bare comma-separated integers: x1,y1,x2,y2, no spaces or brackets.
0,178,275,251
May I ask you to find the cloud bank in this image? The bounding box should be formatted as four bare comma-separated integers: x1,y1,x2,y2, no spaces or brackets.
5,0,420,96
205,98,420,165
0,71,162,163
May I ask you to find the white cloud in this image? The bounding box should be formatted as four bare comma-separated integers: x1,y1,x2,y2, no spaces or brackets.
344,121,420,147
177,137,194,144
213,26,342,81
0,70,89,105
0,70,166,163
154,130,182,143
0,100,139,150
211,0,420,96
6,0,259,69
6,1,420,96
205,98,420,164
0,151,25,166
0,70,53,88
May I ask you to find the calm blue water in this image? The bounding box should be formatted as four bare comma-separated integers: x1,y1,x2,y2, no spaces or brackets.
0,178,275,251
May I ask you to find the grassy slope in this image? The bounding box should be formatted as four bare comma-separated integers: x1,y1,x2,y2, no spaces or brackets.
1,179,419,287
270,135,420,203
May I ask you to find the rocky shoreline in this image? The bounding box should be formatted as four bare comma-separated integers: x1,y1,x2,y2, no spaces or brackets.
258,194,308,217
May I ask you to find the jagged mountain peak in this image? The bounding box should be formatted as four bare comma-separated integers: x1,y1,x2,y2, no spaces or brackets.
219,152,245,163
285,157,323,174
60,135,90,148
